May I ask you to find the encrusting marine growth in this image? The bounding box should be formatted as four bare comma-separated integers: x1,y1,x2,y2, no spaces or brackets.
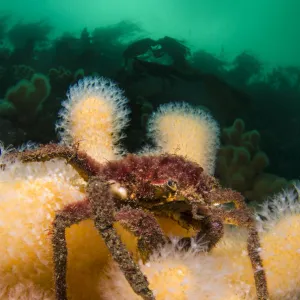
1,76,299,300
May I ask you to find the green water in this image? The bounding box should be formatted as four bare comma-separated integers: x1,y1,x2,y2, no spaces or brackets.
0,0,299,180
1,0,299,66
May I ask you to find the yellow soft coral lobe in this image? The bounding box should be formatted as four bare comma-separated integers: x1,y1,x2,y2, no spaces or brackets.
0,158,85,298
147,103,219,174
256,185,300,299
262,215,300,298
56,77,130,163
100,236,250,300
211,199,300,300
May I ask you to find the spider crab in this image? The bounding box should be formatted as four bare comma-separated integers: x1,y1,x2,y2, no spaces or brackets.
2,77,269,300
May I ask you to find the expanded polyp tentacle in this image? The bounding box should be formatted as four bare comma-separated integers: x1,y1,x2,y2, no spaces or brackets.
87,176,155,300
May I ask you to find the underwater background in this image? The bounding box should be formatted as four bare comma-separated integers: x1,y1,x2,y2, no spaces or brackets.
0,0,299,206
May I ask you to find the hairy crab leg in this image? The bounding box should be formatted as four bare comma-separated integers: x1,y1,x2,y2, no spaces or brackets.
185,189,245,251
207,188,248,209
52,200,92,300
216,209,269,300
115,207,169,262
175,213,224,252
6,144,101,179
207,189,269,299
87,176,155,300
196,216,224,251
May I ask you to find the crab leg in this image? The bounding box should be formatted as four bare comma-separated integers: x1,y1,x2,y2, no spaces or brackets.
197,216,224,251
207,189,268,298
6,144,101,179
52,200,92,300
216,209,269,300
87,176,155,300
176,214,224,252
207,188,247,209
115,207,169,262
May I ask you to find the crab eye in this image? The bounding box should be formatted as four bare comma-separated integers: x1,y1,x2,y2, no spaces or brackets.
166,179,177,192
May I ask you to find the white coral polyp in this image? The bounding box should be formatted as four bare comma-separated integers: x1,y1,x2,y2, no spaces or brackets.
147,102,220,175
56,76,130,163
